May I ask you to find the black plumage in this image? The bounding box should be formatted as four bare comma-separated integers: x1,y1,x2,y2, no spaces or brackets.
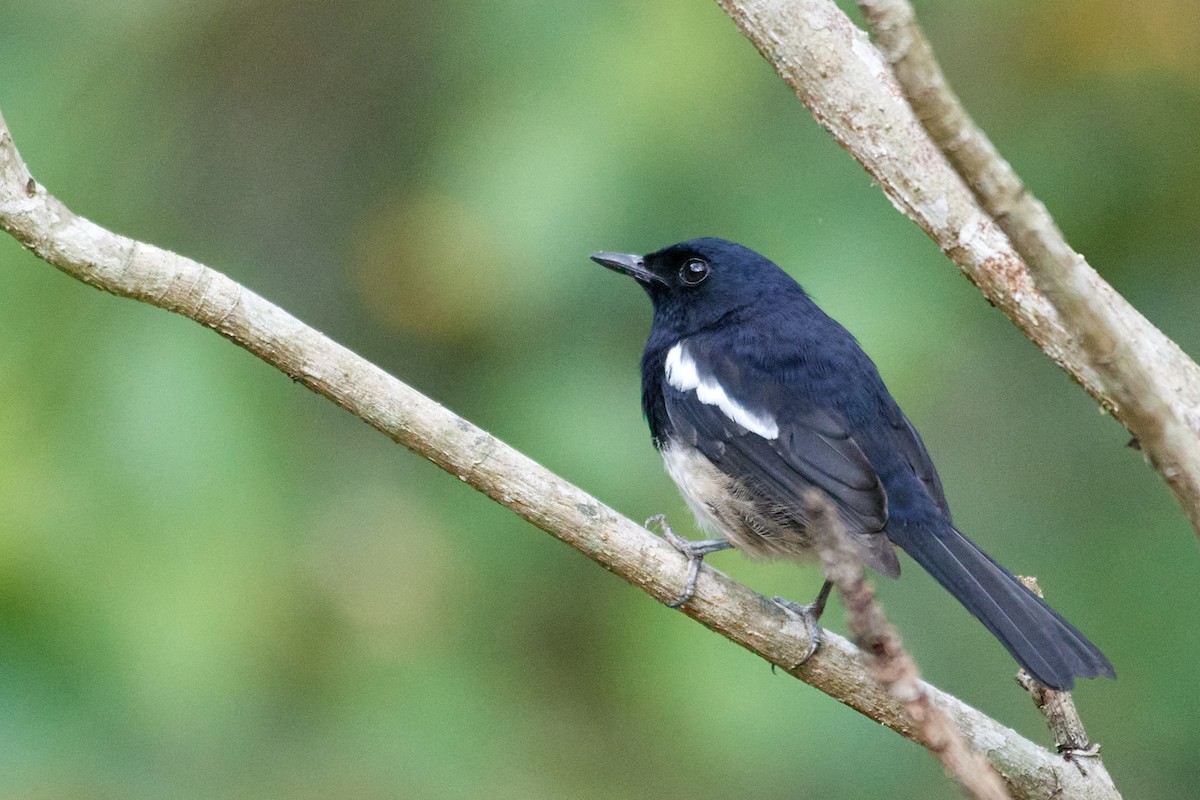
591,237,1113,691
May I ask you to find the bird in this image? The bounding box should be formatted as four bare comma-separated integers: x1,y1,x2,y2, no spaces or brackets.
589,237,1114,691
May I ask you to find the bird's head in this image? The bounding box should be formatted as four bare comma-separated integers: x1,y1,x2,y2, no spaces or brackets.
590,237,804,337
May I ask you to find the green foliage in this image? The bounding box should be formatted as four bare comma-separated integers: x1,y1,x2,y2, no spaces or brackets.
2,1,1198,797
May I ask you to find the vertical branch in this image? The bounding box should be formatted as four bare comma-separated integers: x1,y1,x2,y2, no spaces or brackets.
806,493,1011,800
1015,578,1109,771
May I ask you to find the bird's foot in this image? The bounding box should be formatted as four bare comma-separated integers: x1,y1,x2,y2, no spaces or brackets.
772,597,823,665
645,514,733,608
773,580,833,665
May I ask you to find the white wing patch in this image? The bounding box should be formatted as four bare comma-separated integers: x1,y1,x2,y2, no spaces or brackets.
665,343,779,440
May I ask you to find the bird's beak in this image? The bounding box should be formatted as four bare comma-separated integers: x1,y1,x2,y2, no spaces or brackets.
590,251,665,286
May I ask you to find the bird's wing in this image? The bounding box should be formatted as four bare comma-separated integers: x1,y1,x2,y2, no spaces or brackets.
662,340,898,577
886,403,950,516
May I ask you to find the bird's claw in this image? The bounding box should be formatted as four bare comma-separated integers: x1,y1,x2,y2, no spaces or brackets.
645,515,732,608
667,558,703,609
773,595,824,665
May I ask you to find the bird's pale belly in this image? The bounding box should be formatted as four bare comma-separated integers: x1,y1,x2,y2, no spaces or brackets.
659,442,817,561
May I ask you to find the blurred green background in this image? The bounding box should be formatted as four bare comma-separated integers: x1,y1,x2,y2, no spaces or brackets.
3,1,1198,797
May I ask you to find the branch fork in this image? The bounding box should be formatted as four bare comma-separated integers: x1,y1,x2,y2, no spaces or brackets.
1,1,1164,794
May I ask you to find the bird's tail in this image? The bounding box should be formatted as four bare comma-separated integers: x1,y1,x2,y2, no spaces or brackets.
891,520,1114,690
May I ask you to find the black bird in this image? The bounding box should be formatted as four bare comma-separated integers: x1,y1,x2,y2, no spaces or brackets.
590,237,1113,691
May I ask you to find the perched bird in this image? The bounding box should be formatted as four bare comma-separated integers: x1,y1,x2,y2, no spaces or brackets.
590,237,1113,691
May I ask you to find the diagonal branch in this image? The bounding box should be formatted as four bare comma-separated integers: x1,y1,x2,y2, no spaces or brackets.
806,492,1011,800
716,0,1200,537
854,0,1200,539
0,111,1116,800
1016,577,1109,775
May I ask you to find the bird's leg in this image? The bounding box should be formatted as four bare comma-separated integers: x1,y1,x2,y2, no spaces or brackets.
773,580,833,665
645,514,734,608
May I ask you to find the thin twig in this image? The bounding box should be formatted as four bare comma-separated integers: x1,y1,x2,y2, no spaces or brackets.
0,110,1117,800
806,493,1011,800
1015,578,1108,772
717,0,1200,538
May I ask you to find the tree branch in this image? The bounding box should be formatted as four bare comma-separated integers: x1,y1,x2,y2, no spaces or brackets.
1016,578,1108,770
716,0,1200,537
854,0,1200,537
0,110,1117,799
807,493,1011,800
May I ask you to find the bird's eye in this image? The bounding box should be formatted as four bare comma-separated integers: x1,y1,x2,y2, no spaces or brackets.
679,258,710,286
